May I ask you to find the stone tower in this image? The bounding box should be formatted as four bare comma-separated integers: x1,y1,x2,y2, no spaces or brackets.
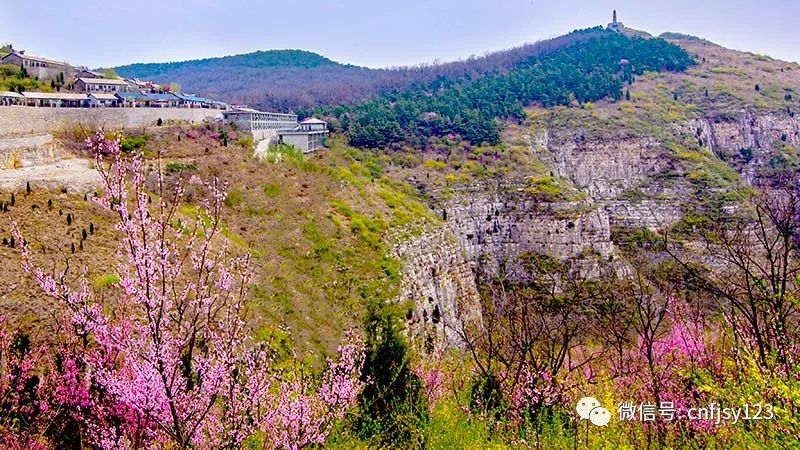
607,10,622,32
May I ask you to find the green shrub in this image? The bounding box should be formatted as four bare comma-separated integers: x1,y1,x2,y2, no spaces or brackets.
237,135,255,150
93,273,121,288
356,308,429,447
165,161,196,174
262,183,280,198
224,190,244,208
120,135,148,153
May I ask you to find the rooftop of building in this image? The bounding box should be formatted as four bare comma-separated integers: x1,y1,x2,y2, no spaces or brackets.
300,118,327,125
77,77,130,85
174,93,212,103
2,50,70,67
21,92,89,100
89,93,119,100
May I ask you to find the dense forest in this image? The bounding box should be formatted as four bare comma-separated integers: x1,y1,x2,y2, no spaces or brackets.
314,29,695,147
113,29,610,111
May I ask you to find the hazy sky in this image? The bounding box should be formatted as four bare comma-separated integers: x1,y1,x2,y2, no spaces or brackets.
1,0,798,68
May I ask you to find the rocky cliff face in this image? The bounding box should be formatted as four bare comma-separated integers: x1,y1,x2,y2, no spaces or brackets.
549,135,670,200
394,108,800,348
391,227,482,350
442,184,614,279
690,110,800,184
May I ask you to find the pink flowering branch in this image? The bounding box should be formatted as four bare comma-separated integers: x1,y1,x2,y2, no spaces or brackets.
15,130,365,450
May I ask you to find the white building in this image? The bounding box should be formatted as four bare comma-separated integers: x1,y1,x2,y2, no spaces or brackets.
223,109,329,153
20,92,89,107
223,108,299,141
88,93,119,107
278,118,329,153
0,91,23,106
75,77,132,93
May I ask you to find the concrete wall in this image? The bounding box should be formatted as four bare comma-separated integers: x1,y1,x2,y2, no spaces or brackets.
0,106,222,137
281,133,310,152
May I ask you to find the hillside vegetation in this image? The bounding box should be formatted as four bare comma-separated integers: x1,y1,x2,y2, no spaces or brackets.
318,29,693,148
2,125,436,358
0,64,48,92
113,29,613,111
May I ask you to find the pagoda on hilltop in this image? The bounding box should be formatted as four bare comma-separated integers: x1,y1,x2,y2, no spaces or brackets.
607,10,623,32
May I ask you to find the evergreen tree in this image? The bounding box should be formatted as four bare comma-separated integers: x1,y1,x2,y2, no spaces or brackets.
356,306,428,447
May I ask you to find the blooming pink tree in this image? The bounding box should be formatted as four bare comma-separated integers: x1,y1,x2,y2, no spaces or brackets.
16,131,364,449
0,315,53,449
615,294,717,437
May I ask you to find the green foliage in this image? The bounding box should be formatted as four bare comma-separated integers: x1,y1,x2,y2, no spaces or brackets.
0,63,41,92
236,135,255,150
93,273,121,288
164,161,196,174
469,373,506,419
658,32,713,43
321,30,694,148
102,68,120,79
115,49,338,79
612,226,664,251
356,307,429,447
223,189,244,208
525,175,567,201
263,143,305,164
262,182,280,198
119,135,148,153
670,213,714,237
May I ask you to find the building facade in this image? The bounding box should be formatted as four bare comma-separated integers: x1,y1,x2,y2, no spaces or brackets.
278,129,328,153
223,109,299,141
89,93,119,107
19,92,89,107
0,50,74,81
75,77,132,93
277,117,329,153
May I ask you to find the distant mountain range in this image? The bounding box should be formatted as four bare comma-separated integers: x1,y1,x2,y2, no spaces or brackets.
113,30,609,111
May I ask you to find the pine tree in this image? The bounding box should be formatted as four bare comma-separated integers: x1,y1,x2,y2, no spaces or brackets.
356,306,428,447
625,89,631,101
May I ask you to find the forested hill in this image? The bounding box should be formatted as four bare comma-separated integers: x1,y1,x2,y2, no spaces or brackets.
319,29,694,148
112,29,609,111
116,50,340,75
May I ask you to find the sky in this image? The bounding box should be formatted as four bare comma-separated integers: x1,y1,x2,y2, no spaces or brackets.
1,0,798,69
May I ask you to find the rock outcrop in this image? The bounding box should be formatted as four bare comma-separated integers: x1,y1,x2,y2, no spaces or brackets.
391,226,482,350
394,109,800,349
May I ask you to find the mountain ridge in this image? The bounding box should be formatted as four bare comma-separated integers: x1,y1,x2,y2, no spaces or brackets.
111,27,612,110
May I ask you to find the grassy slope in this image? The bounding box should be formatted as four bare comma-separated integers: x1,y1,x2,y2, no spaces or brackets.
0,127,437,359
